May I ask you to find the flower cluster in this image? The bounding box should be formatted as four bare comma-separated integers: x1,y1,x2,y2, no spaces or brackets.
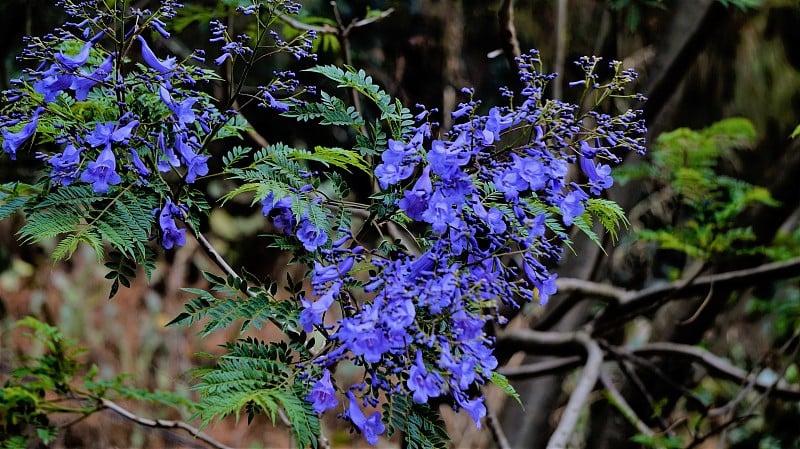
259,50,646,444
0,0,309,251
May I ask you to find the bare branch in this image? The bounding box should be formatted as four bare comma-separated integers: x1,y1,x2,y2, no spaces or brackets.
546,332,603,449
599,369,654,438
540,257,800,330
632,342,800,400
498,356,583,380
486,407,512,449
100,399,234,449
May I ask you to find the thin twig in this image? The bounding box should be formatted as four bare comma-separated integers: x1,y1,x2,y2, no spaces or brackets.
599,368,654,438
486,407,512,449
546,332,603,449
100,399,234,449
498,356,583,380
632,342,800,400
538,256,800,330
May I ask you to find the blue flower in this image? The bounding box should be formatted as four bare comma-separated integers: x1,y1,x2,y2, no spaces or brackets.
579,154,613,194
137,35,176,74
422,190,458,234
34,70,73,103
345,391,385,445
306,370,339,414
156,131,181,172
71,55,114,101
48,144,82,185
493,166,529,202
300,281,339,332
374,162,414,189
1,108,42,159
260,90,290,113
85,120,138,149
270,196,295,233
455,393,486,428
427,138,470,181
158,198,186,250
175,133,209,183
159,86,197,124
406,350,442,403
512,154,547,191
398,166,432,220
129,148,151,178
297,219,328,251
80,146,122,193
560,185,589,226
56,41,92,70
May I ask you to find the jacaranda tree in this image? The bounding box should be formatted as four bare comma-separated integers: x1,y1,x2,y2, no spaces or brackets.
0,0,647,447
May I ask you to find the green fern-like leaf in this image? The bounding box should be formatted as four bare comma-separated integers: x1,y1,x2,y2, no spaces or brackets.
384,395,450,449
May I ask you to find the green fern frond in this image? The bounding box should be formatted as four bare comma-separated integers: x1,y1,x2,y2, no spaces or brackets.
384,395,450,449
290,146,370,174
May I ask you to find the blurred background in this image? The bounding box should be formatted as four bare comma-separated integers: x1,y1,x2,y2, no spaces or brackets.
3,0,800,448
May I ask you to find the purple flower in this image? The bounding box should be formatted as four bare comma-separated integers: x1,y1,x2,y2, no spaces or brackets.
137,35,176,74
579,155,613,194
270,197,295,233
71,55,114,101
427,139,470,181
494,167,529,202
85,120,138,149
159,86,197,124
261,91,290,113
406,350,442,403
374,162,414,189
156,131,181,172
34,70,73,103
299,281,339,332
422,191,458,234
129,148,151,178
297,219,327,251
56,41,92,69
306,370,339,414
158,198,186,250
345,391,385,445
80,146,122,193
455,394,486,428
175,133,209,183
1,108,42,159
48,144,82,185
512,154,547,191
398,166,432,220
560,185,589,226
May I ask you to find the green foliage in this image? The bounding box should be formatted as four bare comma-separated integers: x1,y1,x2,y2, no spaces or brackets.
305,65,416,140
191,338,320,448
168,271,301,335
383,394,450,449
618,118,777,260
15,184,159,264
630,433,685,448
490,372,523,406
1,317,188,448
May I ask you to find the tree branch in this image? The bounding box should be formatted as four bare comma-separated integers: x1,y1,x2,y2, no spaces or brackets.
497,356,583,380
100,399,233,449
599,369,654,438
539,256,800,330
546,332,603,449
631,342,800,400
486,407,512,449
